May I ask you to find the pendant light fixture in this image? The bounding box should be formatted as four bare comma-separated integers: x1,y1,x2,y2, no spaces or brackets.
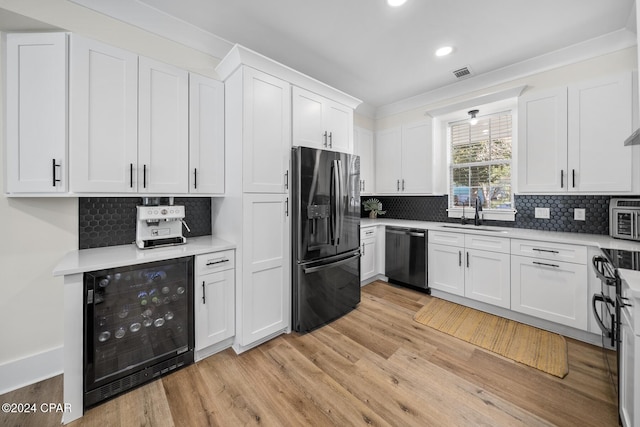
468,109,479,126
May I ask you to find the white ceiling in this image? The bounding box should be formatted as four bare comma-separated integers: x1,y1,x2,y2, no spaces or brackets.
130,0,638,109
14,0,640,110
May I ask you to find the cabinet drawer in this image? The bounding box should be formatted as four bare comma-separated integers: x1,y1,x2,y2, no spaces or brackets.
510,239,586,264
361,226,377,240
464,234,510,254
196,250,235,275
428,230,464,247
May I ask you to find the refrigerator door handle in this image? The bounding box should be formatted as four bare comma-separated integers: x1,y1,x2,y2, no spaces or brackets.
331,159,340,246
336,159,344,246
302,252,360,274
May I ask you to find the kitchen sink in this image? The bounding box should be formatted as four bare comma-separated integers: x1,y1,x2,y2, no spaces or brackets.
440,224,508,233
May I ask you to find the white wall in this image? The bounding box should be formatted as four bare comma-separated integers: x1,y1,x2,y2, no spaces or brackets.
0,0,224,388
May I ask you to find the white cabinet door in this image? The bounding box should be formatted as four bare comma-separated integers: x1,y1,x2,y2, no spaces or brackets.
360,227,377,282
292,86,325,149
375,127,402,194
138,57,189,194
240,194,290,346
326,100,353,153
70,36,138,193
243,68,291,193
401,120,433,194
465,249,511,309
428,243,465,296
517,87,568,193
5,33,67,193
195,268,235,351
619,304,636,427
511,255,588,330
292,86,354,153
568,72,633,192
354,127,374,195
189,73,225,194
361,238,376,282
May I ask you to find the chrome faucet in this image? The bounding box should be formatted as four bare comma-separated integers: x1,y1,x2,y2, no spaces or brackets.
460,205,467,225
474,198,483,226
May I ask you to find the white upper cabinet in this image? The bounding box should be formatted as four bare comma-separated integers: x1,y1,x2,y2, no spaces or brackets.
354,127,374,195
518,72,633,193
567,73,633,192
70,36,138,193
138,57,189,194
189,74,225,194
241,67,291,193
375,120,433,194
292,86,354,153
517,87,568,193
5,32,68,193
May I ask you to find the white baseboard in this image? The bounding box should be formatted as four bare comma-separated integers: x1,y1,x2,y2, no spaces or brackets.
0,347,63,395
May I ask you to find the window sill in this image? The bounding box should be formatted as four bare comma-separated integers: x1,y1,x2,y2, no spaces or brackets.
447,208,517,222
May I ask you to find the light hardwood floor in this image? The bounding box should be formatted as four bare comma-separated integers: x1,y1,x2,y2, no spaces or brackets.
1,280,618,426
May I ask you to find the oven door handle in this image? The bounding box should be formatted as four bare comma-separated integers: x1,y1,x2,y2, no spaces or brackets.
591,255,616,285
591,294,615,348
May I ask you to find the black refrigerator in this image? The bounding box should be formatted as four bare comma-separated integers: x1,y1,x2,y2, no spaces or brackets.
292,146,361,332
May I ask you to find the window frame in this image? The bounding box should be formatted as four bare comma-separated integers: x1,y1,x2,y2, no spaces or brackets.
443,102,518,222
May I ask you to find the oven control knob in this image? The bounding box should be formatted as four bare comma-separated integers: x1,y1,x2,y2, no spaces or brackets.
161,208,168,215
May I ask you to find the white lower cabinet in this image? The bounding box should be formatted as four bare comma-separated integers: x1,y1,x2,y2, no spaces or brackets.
510,247,587,330
428,242,465,296
360,226,377,283
428,230,510,308
465,248,511,308
238,194,290,349
619,279,639,427
195,250,235,360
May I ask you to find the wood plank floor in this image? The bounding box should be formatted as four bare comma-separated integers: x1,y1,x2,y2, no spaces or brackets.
1,281,618,426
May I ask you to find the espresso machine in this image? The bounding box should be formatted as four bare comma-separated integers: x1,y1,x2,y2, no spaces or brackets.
136,204,190,249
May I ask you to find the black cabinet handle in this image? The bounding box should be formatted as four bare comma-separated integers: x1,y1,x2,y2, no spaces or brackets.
194,168,198,189
52,159,61,187
202,281,206,304
532,248,559,254
458,250,462,267
130,163,134,188
533,261,559,268
328,131,333,148
572,169,575,188
143,164,147,188
466,251,469,268
560,170,564,188
206,258,229,266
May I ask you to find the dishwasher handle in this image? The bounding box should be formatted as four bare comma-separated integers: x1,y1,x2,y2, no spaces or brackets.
386,227,425,238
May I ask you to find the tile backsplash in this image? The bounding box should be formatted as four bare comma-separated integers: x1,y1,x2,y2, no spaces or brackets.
362,194,614,235
79,197,212,249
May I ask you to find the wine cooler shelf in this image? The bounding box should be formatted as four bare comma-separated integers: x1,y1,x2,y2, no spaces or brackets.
84,256,194,408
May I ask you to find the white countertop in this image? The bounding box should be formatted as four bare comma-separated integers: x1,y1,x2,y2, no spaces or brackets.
362,218,640,299
53,235,236,277
361,218,640,251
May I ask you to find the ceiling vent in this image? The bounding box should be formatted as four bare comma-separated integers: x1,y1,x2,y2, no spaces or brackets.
452,66,472,79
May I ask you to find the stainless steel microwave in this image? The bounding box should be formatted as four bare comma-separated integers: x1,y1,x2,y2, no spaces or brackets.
610,198,640,240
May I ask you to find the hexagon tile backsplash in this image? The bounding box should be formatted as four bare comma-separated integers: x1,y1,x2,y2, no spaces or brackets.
79,197,211,249
361,195,614,235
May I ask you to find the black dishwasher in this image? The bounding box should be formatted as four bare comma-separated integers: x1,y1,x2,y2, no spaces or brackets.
385,227,429,292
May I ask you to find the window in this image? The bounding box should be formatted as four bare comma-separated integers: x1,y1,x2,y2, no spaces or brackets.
449,112,513,212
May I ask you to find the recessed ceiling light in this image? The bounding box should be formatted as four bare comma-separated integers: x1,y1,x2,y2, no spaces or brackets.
387,0,407,7
435,46,453,57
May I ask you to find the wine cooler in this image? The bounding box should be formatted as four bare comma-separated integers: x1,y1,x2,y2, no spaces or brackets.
83,256,194,408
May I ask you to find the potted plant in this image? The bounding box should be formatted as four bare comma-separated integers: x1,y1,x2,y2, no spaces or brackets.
363,198,386,219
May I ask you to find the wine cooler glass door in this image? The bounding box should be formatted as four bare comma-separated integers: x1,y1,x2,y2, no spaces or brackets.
84,256,194,404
